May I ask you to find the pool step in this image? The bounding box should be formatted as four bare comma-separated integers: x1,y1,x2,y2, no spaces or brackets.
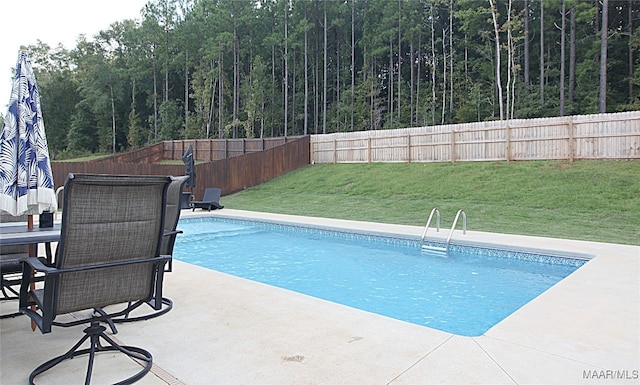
421,244,448,257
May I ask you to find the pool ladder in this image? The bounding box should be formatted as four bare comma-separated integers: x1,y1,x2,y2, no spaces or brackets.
421,209,466,256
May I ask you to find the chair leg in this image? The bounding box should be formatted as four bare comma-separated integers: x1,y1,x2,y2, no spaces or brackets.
94,307,118,334
29,321,152,385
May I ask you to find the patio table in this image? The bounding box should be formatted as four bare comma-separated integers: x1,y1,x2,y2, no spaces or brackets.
0,223,60,319
0,223,61,247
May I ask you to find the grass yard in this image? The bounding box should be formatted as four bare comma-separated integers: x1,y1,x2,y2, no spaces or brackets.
221,160,640,245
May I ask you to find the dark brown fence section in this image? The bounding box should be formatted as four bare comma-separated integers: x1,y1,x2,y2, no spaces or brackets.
51,136,310,205
91,137,304,164
163,137,303,162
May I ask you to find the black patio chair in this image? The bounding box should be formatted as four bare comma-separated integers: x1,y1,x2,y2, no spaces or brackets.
109,175,189,326
191,187,224,211
19,173,171,385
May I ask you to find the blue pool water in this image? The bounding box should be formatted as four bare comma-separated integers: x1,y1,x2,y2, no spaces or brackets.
173,217,587,336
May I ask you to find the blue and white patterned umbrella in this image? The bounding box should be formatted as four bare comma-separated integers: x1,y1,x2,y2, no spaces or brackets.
0,50,56,216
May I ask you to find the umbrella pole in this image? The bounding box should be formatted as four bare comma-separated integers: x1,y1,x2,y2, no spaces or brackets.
28,215,36,331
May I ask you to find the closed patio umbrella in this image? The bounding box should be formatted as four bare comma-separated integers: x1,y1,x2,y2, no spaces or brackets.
0,49,57,222
182,144,196,190
0,49,56,330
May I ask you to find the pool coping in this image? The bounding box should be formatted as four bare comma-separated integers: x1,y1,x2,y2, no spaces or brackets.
2,208,638,384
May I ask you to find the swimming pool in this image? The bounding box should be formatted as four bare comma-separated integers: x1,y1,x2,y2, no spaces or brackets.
173,217,587,336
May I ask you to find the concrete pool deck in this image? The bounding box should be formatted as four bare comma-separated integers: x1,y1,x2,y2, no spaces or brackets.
1,209,638,384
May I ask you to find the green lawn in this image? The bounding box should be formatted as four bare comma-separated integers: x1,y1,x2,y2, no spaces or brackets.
220,160,640,245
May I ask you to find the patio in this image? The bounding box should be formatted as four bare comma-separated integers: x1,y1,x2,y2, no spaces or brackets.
1,209,638,384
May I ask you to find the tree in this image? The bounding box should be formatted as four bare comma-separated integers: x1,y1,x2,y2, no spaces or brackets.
242,55,269,138
489,0,504,120
524,0,530,88
27,42,80,157
27,0,640,157
560,0,566,116
540,0,545,106
158,99,182,140
600,0,609,113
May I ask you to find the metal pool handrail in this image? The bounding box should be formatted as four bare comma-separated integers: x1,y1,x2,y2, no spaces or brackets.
421,208,440,241
446,209,467,246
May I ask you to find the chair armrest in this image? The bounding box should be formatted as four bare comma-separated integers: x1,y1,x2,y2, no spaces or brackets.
22,255,171,278
163,230,183,237
22,256,56,274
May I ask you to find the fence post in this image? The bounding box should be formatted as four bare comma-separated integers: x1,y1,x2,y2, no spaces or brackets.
506,122,511,162
407,134,411,163
568,117,575,163
368,137,372,163
333,139,337,164
310,139,315,164
451,130,456,163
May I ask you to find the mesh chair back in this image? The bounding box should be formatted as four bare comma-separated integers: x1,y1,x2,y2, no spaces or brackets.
54,174,170,315
161,176,188,256
202,188,221,202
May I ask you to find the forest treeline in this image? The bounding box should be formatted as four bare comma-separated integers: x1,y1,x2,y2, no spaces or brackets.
5,0,639,158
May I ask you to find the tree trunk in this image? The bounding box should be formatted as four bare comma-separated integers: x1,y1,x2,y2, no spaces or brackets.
560,0,566,117
442,28,446,124
524,0,530,88
430,3,436,125
304,3,309,135
397,0,401,123
110,83,116,153
449,0,453,116
207,59,217,139
410,35,415,126
164,27,169,104
370,58,374,130
323,0,327,134
218,49,224,139
569,5,576,109
507,0,515,119
284,1,289,137
314,6,319,135
153,51,158,141
416,31,421,126
232,5,238,138
628,0,634,103
351,0,355,131
292,44,296,135
489,0,504,120
185,50,189,127
335,38,340,131
271,34,276,136
540,1,545,105
389,36,394,126
599,0,608,113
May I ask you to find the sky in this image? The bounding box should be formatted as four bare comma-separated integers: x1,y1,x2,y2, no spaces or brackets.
0,0,149,111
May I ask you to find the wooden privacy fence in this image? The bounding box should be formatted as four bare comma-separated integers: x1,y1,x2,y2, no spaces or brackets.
51,136,310,205
311,112,640,163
